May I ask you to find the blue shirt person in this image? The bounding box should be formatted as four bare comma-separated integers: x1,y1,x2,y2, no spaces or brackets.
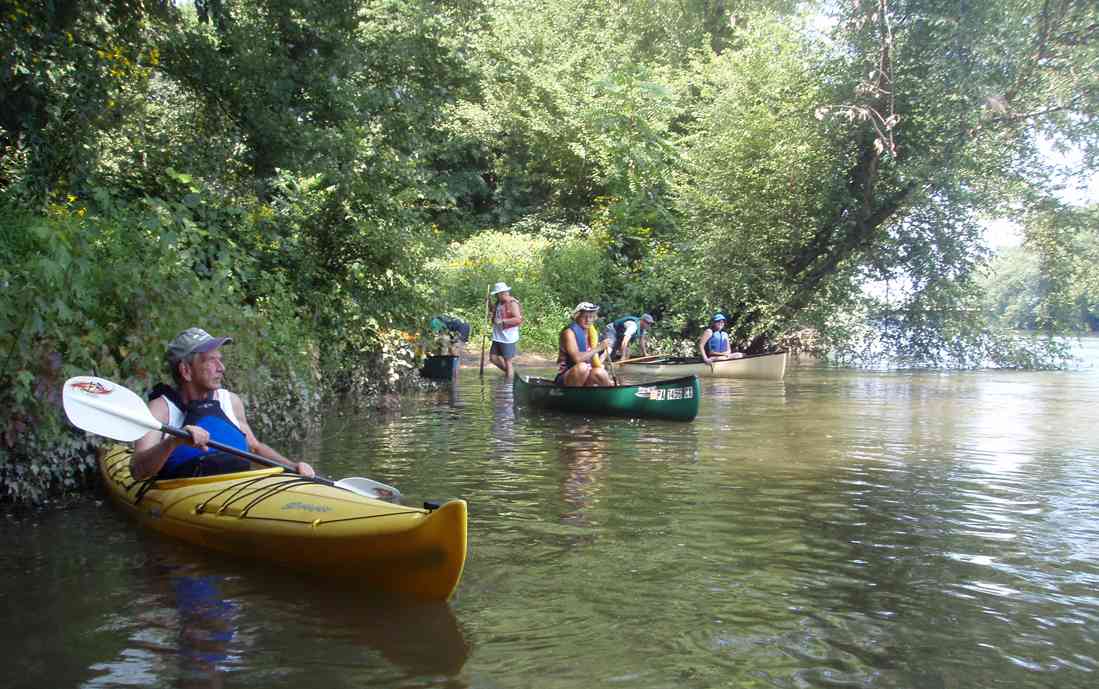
698,313,745,365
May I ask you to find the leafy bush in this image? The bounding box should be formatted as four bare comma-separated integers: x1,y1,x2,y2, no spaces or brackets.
0,192,316,503
427,222,616,352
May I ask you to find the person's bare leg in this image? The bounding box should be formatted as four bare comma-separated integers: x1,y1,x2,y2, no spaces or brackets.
563,363,591,386
587,368,613,386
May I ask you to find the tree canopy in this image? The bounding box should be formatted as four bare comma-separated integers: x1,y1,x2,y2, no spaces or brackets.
3,0,1098,499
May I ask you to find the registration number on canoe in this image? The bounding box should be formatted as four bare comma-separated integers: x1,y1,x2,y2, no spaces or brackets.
635,386,693,401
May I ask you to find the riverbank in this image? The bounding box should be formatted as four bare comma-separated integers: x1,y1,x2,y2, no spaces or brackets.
456,347,555,369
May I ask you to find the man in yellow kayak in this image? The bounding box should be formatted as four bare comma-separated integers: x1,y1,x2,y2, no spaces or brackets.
131,327,316,481
555,302,614,387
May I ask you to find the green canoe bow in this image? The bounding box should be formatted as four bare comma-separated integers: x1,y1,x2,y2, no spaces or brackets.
513,374,700,422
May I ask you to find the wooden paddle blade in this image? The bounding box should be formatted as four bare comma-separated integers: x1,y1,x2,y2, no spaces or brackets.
62,376,160,442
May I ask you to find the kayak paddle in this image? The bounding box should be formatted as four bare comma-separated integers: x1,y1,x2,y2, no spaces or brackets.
62,375,402,502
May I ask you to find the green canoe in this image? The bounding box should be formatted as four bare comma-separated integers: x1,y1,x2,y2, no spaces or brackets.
513,374,700,422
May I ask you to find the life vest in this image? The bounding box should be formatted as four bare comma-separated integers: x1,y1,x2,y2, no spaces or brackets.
588,324,603,368
706,329,731,354
612,316,642,342
150,385,249,476
557,322,593,376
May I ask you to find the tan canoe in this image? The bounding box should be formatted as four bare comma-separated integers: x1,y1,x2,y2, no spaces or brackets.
618,350,788,381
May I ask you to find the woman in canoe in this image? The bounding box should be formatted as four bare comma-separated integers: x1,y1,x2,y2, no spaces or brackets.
556,302,614,387
698,313,745,365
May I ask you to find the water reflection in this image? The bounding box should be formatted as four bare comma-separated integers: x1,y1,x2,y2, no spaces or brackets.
554,423,608,527
169,570,238,688
7,344,1099,689
81,540,470,689
491,380,517,449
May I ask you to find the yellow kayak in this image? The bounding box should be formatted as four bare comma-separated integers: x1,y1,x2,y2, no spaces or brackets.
98,445,467,601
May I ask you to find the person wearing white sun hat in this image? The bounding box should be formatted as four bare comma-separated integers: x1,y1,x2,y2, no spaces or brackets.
555,302,613,387
487,281,523,378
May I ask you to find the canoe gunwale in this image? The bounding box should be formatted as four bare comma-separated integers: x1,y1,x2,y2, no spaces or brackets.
513,374,700,421
521,374,699,390
618,350,787,367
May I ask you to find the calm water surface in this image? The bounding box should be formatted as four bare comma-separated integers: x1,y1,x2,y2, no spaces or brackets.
3,340,1099,689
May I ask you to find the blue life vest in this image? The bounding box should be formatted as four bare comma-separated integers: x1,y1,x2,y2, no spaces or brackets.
151,386,249,477
557,322,591,377
706,329,731,354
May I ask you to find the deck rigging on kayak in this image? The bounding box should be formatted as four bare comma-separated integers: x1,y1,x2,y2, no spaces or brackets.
63,376,468,601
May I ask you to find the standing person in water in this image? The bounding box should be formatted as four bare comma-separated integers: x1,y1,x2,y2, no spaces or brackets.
698,313,745,365
488,282,523,379
556,302,613,387
131,327,315,481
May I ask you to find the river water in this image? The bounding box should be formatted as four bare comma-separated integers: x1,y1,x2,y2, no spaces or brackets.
3,340,1098,689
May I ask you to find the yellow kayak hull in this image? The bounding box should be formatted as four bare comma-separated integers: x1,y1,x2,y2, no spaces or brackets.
98,445,467,601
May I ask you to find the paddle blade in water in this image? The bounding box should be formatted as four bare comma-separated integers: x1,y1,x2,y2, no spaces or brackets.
62,376,161,442
335,476,403,503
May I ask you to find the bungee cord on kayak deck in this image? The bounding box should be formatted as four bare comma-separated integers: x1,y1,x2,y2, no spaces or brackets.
103,451,425,524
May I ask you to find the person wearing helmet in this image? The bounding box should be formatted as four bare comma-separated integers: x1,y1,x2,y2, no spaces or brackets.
556,302,613,386
698,313,745,365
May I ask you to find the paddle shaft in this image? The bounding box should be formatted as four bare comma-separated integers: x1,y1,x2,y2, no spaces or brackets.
606,354,620,386
615,354,664,365
479,285,490,378
157,423,342,489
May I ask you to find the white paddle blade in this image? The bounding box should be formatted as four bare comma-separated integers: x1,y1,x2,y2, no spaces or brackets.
335,477,403,503
62,376,161,442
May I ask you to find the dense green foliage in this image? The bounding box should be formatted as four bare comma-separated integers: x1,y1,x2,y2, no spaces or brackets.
0,190,318,502
986,202,1099,333
2,0,1097,502
427,223,612,350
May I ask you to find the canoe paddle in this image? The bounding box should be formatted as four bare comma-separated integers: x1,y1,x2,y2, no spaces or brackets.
479,284,490,379
606,348,620,386
61,375,402,502
614,354,664,366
